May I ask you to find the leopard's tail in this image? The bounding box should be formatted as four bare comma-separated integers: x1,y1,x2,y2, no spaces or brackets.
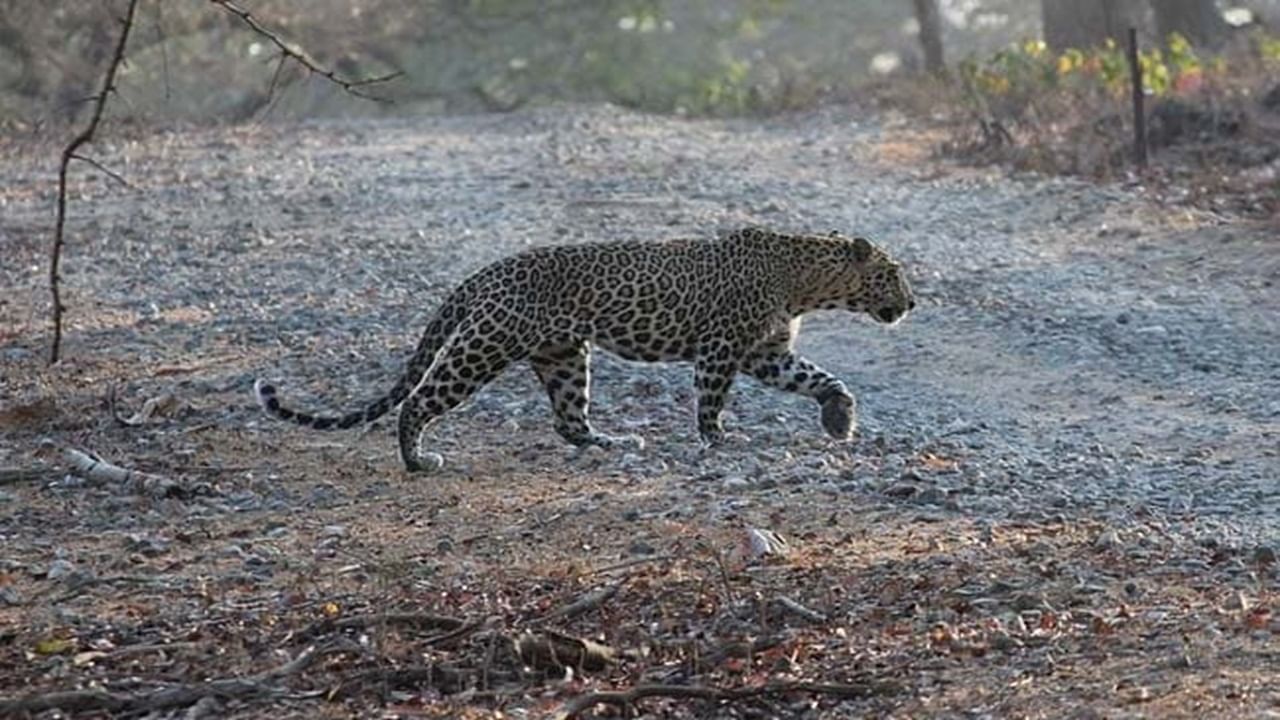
253,301,464,431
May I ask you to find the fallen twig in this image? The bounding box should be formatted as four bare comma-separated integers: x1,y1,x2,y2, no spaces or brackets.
0,467,59,486
536,583,620,623
106,641,200,660
62,447,187,498
582,553,675,576
0,641,357,716
52,573,184,603
775,595,830,624
49,0,140,364
331,662,490,698
295,612,468,641
553,679,902,720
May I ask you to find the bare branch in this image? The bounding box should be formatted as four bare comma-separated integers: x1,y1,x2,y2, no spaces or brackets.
775,595,830,624
0,641,358,716
69,152,133,188
50,0,141,364
554,679,903,720
535,582,621,623
208,0,402,102
295,612,469,642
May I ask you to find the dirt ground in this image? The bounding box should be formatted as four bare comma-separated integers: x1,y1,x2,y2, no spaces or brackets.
0,105,1277,718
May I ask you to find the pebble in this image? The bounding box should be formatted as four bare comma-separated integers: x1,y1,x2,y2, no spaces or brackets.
915,487,948,505
628,540,657,556
883,482,918,499
1094,530,1121,551
124,534,171,557
46,559,77,581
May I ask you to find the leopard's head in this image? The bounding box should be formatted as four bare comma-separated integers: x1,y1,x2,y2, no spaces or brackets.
857,238,915,324
823,233,915,325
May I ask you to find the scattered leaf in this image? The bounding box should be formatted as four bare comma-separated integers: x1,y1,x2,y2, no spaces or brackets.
1244,606,1270,631
34,637,75,655
919,452,958,472
73,650,108,667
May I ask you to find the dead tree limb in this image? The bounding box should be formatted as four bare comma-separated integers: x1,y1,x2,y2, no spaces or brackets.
331,662,489,698
553,679,903,720
295,612,468,641
535,583,621,623
0,641,356,716
0,467,59,485
63,447,187,498
49,0,140,364
208,0,402,101
774,595,829,624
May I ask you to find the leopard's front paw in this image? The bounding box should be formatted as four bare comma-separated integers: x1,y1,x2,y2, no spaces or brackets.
698,428,726,448
608,433,646,451
820,394,857,440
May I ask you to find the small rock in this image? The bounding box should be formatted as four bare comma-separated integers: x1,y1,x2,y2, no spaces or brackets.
227,490,262,511
46,559,76,581
883,482,918,499
1094,530,1121,551
628,540,656,556
990,629,1021,651
124,534,171,557
1252,545,1276,565
321,525,347,538
721,476,751,492
1011,592,1044,611
1223,590,1252,612
915,487,948,505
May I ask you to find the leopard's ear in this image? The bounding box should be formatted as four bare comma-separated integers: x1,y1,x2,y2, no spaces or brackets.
851,236,873,262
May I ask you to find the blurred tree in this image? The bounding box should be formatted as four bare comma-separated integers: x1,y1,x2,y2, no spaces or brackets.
1041,0,1144,50
911,0,945,75
1151,0,1226,47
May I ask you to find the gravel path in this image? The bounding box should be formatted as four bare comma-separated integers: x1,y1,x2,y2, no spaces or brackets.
2,104,1278,718
3,105,1277,546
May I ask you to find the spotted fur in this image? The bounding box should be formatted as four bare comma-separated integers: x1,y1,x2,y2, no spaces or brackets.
255,227,914,472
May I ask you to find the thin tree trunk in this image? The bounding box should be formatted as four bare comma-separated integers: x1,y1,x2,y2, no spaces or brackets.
1042,0,1144,50
1152,0,1227,48
911,0,945,76
50,0,140,364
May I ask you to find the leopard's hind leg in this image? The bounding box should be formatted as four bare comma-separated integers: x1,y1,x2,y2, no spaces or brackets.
530,339,642,451
397,324,522,473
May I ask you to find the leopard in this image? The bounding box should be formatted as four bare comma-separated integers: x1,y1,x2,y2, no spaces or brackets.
254,227,915,473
